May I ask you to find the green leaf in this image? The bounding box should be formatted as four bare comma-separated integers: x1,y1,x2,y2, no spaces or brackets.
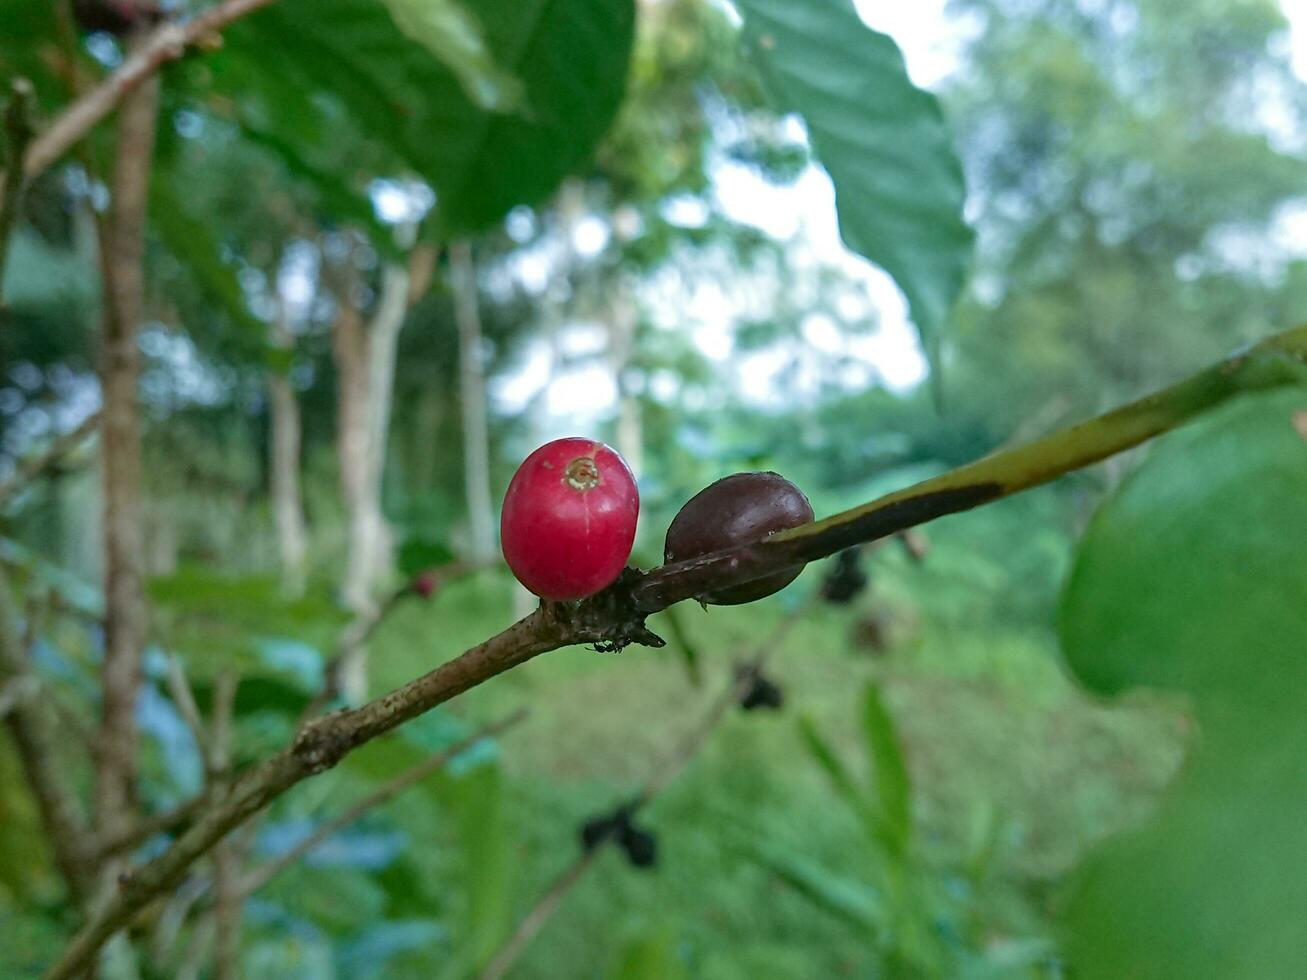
380,0,523,111
860,681,910,856
653,606,703,686
734,0,973,369
797,713,863,811
1057,388,1307,979
214,0,635,235
446,763,511,970
397,536,456,577
150,179,266,342
744,838,880,929
607,927,689,980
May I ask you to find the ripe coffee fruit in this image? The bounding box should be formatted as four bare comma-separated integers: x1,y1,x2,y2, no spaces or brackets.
664,471,814,605
501,438,638,601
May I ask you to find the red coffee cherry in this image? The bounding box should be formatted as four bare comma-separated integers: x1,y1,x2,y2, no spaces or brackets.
501,438,639,601
663,471,814,605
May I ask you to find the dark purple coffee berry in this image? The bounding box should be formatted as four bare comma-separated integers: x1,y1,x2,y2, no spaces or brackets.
619,824,658,869
580,812,622,852
663,472,814,605
740,673,784,711
821,547,868,605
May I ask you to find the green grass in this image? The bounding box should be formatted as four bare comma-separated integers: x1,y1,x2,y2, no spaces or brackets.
357,551,1187,979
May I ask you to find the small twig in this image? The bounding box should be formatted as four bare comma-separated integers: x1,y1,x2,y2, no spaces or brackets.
0,78,37,305
165,654,209,759
240,708,529,899
44,326,1307,980
0,0,280,202
0,412,101,509
479,850,602,980
93,794,208,862
208,669,238,778
210,669,242,980
479,606,809,980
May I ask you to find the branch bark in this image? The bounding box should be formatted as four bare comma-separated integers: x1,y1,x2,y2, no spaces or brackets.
209,671,244,980
0,0,279,202
95,38,160,867
0,411,101,509
43,324,1307,980
239,708,528,898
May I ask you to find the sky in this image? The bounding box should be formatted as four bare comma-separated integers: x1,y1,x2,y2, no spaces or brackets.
497,0,1307,431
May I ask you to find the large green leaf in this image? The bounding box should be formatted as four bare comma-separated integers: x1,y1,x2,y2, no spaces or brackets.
1057,388,1307,979
208,0,635,236
734,0,973,367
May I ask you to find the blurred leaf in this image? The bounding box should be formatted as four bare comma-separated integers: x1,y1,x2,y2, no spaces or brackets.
262,864,390,933
0,740,54,900
0,903,66,978
1057,388,1307,979
745,838,879,929
214,0,636,235
608,927,689,980
735,0,973,370
797,713,863,811
654,606,703,686
338,919,449,980
397,537,456,577
860,681,910,857
148,566,344,687
151,178,266,343
380,0,523,111
245,932,335,979
447,763,511,970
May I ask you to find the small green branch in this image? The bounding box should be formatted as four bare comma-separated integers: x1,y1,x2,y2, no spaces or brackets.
631,325,1307,610
0,78,37,306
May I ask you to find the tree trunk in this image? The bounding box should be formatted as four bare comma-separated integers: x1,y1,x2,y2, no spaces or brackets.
267,323,307,598
96,61,159,855
332,236,431,701
451,240,495,563
608,285,643,477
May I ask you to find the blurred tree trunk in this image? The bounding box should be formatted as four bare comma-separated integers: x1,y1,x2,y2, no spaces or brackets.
267,318,307,598
332,233,434,701
96,56,159,869
608,284,643,477
450,240,496,564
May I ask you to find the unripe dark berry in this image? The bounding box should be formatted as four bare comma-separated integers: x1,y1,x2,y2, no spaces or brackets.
501,438,638,602
663,471,814,605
